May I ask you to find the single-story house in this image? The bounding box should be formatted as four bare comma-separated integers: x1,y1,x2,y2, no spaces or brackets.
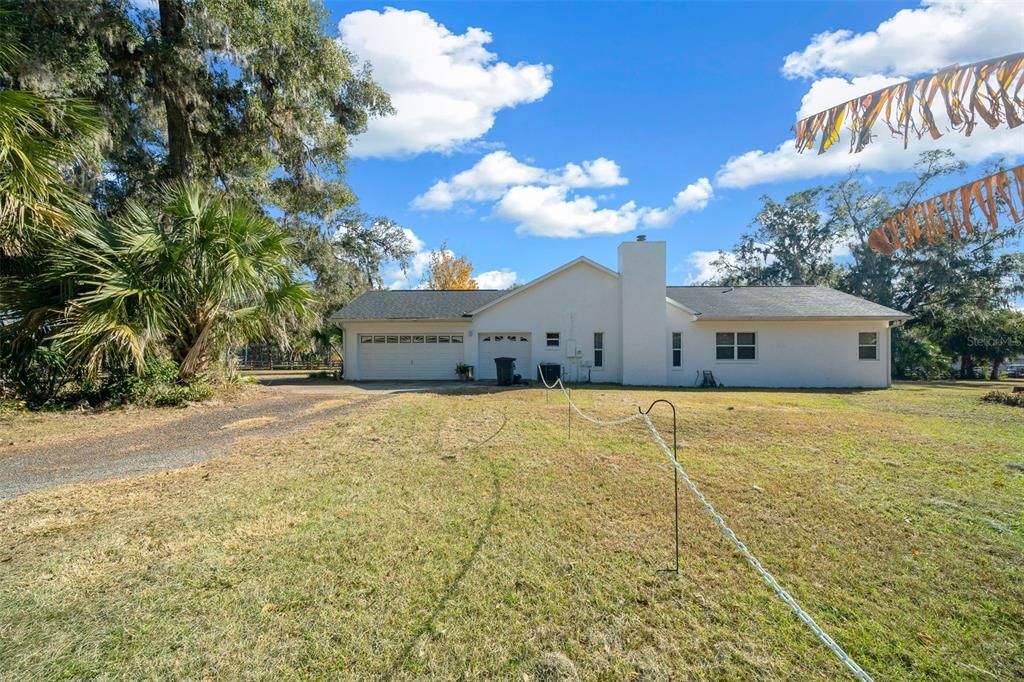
331,239,911,388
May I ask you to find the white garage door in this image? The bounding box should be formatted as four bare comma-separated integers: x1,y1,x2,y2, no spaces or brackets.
478,333,532,380
357,333,465,380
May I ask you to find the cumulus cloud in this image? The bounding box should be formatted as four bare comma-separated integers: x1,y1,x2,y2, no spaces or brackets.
412,151,627,210
559,158,629,189
715,1,1024,189
381,229,517,290
338,8,552,157
415,151,711,237
381,228,436,289
682,250,734,284
494,176,712,238
495,185,644,238
474,269,518,289
781,1,1024,79
717,87,1024,189
643,178,715,228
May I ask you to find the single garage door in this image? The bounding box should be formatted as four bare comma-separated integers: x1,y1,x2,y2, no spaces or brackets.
478,333,532,380
357,333,465,380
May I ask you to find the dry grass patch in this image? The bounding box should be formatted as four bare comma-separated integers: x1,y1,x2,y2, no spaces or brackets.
0,383,1021,680
221,416,278,430
0,384,266,451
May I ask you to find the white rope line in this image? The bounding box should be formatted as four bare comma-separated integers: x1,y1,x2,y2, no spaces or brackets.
640,414,874,682
537,365,644,425
535,367,874,681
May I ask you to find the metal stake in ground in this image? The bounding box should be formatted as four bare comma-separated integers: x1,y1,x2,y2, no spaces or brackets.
640,399,679,575
567,387,572,441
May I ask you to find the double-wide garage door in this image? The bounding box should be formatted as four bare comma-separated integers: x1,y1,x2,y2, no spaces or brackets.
357,333,464,380
477,333,532,380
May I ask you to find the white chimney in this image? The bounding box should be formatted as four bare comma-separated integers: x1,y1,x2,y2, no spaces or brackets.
618,238,667,385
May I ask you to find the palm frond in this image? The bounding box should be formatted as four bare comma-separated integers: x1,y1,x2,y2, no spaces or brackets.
794,52,1024,155
0,89,104,255
868,165,1024,254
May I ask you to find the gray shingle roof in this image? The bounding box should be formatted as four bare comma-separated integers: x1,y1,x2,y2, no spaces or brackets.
667,286,911,320
330,290,506,321
332,285,910,322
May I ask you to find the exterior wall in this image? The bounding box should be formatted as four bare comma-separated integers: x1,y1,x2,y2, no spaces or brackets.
676,318,892,388
666,304,699,386
619,241,667,385
338,249,897,388
469,263,622,383
341,320,470,381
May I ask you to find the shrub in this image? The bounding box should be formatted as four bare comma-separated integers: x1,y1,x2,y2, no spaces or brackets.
982,391,1024,408
892,327,952,380
85,359,213,407
148,382,215,407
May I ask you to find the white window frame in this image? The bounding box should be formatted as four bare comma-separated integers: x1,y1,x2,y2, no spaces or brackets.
593,332,604,368
716,332,757,361
546,332,560,348
671,332,682,368
858,332,879,361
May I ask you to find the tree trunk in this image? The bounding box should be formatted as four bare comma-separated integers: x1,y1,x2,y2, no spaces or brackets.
159,0,194,179
990,359,1002,381
959,355,974,380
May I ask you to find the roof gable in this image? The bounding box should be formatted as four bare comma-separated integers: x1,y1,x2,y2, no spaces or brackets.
468,257,617,315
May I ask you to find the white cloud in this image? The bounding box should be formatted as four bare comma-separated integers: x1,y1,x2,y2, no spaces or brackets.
416,151,710,238
412,151,627,210
683,250,735,284
782,1,1024,79
474,269,517,289
643,178,715,228
495,185,643,238
559,158,629,189
382,229,517,290
338,9,553,157
717,99,1024,189
715,1,1024,189
382,228,436,289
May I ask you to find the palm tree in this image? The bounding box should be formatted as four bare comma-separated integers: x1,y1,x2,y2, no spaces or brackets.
55,181,314,381
0,11,103,256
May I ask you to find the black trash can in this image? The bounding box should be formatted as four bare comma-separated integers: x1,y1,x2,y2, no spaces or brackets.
494,357,516,386
538,363,561,384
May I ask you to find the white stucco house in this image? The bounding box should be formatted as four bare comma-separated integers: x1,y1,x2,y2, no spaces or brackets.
331,239,912,388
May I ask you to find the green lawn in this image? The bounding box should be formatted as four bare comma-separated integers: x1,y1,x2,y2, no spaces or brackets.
1,383,1021,680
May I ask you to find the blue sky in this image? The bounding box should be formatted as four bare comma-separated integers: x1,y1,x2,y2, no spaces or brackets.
325,1,1024,288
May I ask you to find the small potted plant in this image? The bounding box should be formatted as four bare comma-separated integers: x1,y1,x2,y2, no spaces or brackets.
455,363,472,381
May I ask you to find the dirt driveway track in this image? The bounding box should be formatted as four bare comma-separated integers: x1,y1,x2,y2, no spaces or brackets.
0,390,382,499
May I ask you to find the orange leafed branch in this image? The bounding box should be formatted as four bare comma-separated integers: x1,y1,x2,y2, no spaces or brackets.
868,165,1024,254
794,52,1024,155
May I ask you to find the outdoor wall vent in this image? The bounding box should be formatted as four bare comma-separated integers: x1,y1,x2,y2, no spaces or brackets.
636,234,647,242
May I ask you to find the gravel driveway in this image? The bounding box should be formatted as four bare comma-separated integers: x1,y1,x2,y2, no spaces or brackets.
0,391,383,499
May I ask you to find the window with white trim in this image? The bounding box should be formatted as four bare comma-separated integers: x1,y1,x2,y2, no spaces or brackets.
546,332,560,348
671,332,682,367
357,334,463,344
858,332,879,360
716,332,756,360
593,332,604,367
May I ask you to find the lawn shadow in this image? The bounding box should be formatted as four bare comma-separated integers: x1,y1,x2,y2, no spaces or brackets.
385,467,502,679
385,409,508,679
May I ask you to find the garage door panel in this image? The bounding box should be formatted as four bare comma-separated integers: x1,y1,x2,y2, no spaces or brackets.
358,333,465,380
478,333,532,380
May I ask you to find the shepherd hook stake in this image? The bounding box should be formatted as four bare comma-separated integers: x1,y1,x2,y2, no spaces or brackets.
640,399,679,575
